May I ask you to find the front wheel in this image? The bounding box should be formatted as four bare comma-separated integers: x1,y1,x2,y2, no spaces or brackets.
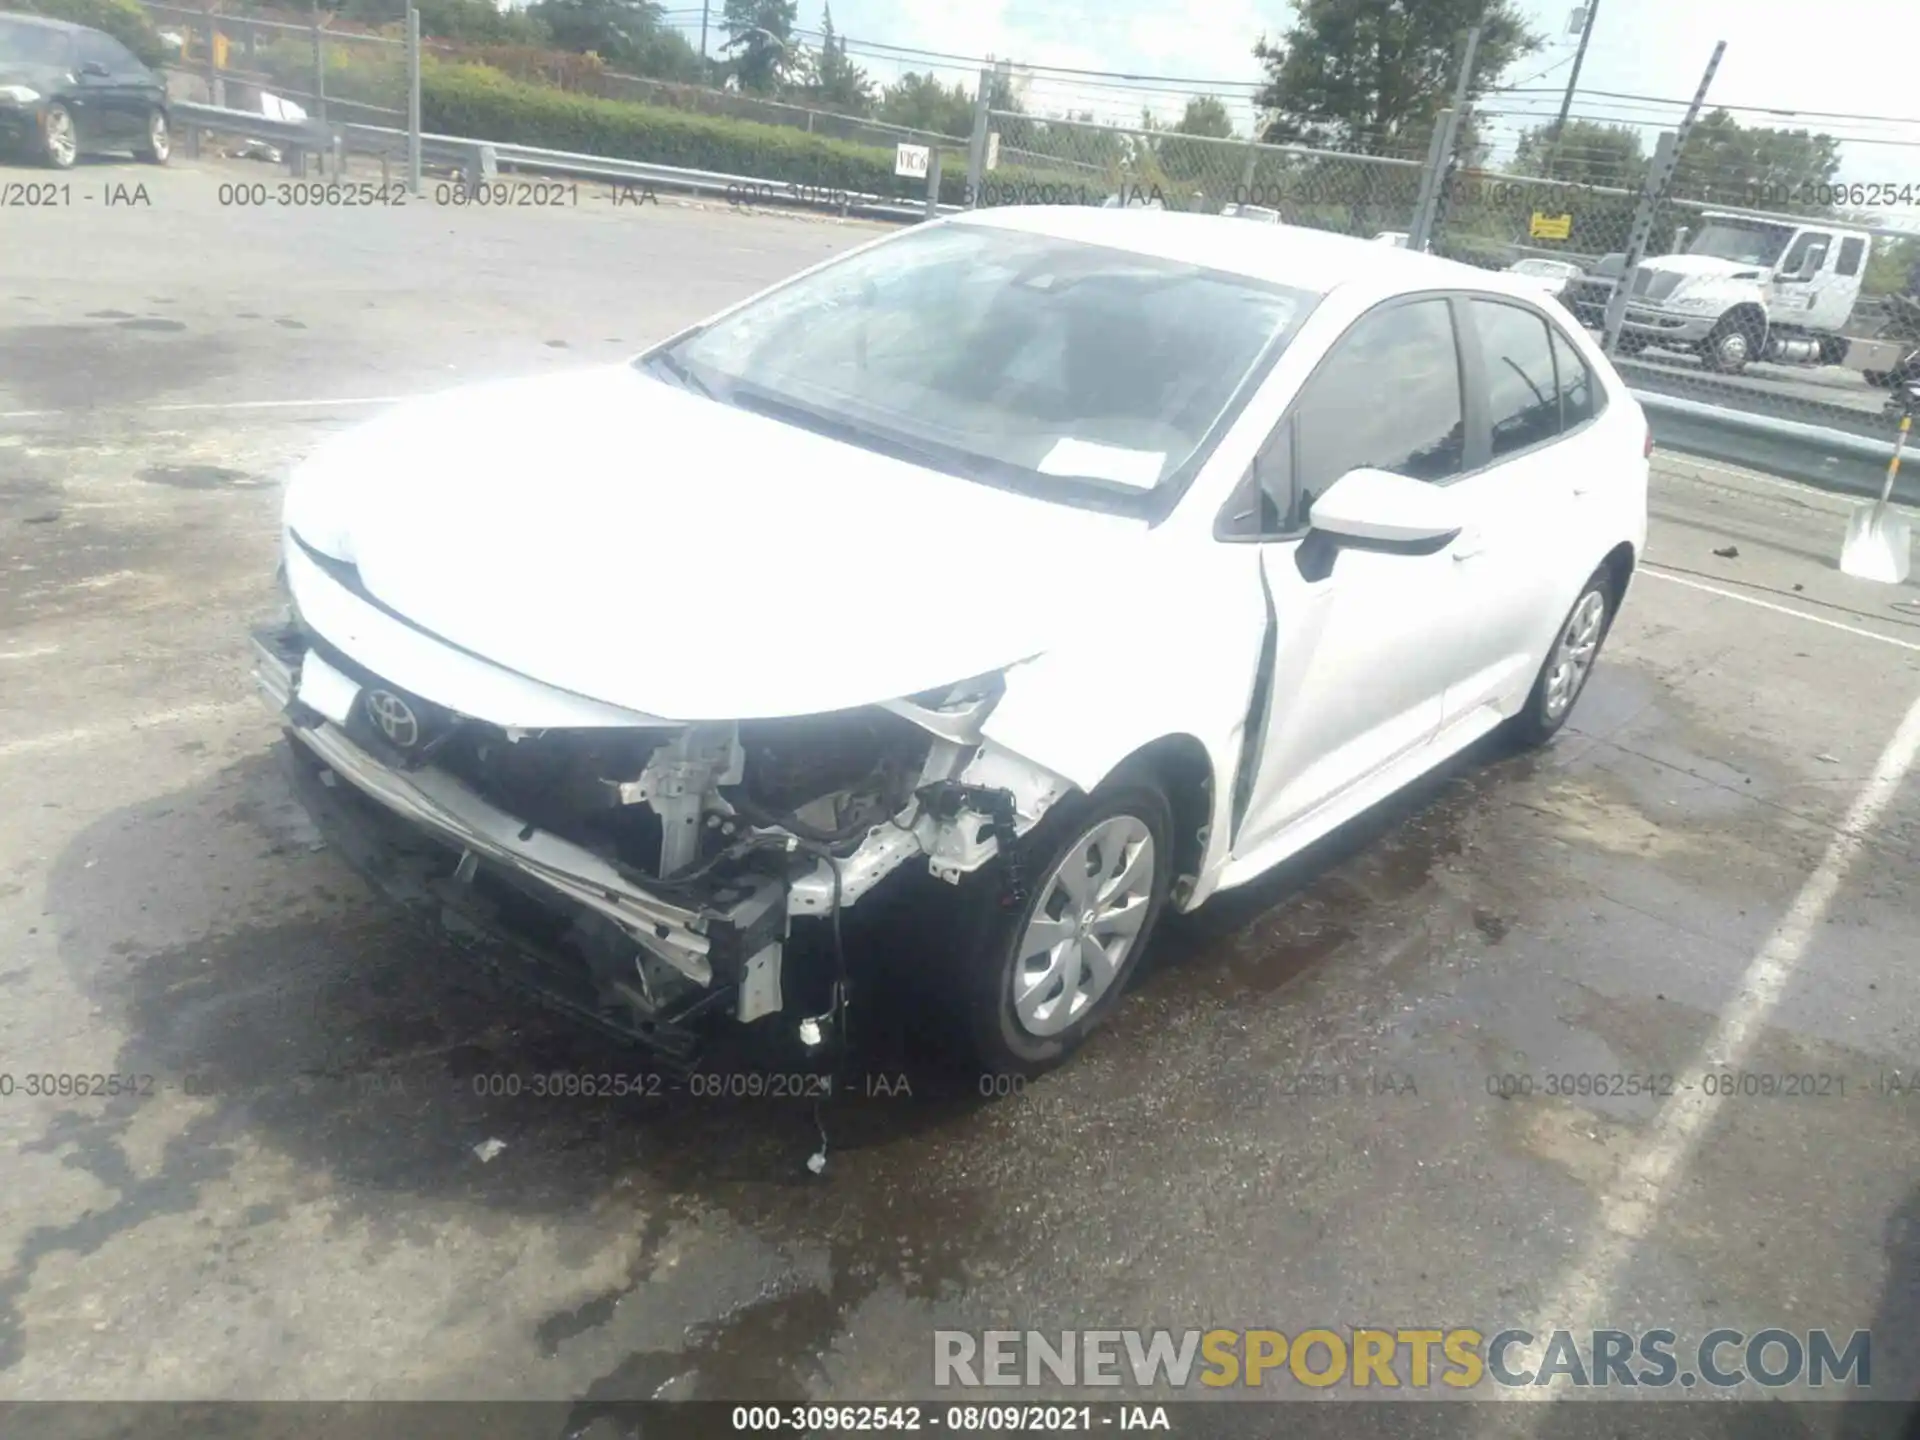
136,109,170,164
937,773,1175,1077
1503,569,1615,750
40,102,77,169
1703,313,1762,373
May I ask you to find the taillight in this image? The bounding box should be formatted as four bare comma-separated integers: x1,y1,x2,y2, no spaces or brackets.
1643,425,1654,459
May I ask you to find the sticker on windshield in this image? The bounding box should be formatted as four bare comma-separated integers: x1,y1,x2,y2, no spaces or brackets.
1036,438,1166,489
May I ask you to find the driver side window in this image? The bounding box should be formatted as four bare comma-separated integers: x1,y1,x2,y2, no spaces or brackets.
1294,298,1466,517
1216,298,1466,542
1781,232,1831,276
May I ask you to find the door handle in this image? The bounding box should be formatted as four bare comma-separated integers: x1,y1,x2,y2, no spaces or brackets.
1452,529,1486,561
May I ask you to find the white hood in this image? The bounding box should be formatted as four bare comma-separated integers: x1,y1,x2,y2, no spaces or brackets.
1639,252,1767,281
284,365,1150,722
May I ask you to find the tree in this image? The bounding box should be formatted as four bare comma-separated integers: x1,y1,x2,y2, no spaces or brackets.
721,0,797,93
803,4,872,112
1858,229,1919,298
1510,117,1645,190
1669,110,1843,215
1174,95,1235,139
1252,0,1541,152
528,0,690,72
874,71,973,136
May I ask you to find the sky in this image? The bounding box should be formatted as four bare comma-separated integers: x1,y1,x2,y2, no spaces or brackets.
661,0,1920,198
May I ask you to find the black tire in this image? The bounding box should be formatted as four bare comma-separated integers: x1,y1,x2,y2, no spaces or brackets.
1613,333,1648,357
135,109,171,165
40,102,78,170
933,770,1175,1078
1503,567,1616,750
1703,312,1762,374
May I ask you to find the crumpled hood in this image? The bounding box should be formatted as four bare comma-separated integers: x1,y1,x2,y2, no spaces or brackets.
284,364,1151,721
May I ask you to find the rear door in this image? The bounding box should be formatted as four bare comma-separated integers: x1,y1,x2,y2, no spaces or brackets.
71,30,136,146
1438,297,1592,727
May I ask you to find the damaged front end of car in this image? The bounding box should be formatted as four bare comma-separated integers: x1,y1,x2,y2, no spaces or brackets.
251,615,1074,1069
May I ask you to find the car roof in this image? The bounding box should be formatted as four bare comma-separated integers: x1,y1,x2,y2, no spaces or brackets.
949,206,1548,303
0,12,86,31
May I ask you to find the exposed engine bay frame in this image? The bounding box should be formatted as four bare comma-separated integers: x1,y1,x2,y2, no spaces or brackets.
251,622,1074,1054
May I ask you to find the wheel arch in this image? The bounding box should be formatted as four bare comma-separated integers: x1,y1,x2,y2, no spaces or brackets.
1103,734,1215,907
1600,539,1637,612
1717,302,1769,343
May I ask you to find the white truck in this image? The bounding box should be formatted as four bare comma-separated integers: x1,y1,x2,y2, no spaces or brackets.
1607,211,1918,379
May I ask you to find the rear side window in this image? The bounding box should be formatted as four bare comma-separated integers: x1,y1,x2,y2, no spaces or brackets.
1293,298,1465,503
1469,300,1561,460
77,30,138,72
1836,237,1866,278
1549,326,1600,431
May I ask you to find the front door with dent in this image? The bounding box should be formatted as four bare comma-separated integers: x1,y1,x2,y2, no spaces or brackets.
1226,295,1477,859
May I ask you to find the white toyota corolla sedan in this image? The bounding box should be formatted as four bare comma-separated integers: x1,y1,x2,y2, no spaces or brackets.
253,207,1649,1076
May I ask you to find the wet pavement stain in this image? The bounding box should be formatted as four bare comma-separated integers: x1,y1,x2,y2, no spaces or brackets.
534,1210,673,1357
140,464,262,490
29,758,1025,1384
84,309,137,319
275,319,308,330
0,323,232,409
116,318,188,332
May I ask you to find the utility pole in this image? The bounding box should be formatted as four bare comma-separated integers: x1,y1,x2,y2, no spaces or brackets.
1544,0,1599,179
1601,41,1725,356
405,3,421,196
1409,25,1479,253
699,0,708,74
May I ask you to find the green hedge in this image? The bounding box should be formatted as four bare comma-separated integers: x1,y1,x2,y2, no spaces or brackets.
420,63,1092,207
2,0,164,65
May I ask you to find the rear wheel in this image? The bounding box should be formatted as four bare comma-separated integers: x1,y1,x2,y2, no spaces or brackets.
136,109,170,164
935,772,1175,1077
1503,569,1614,750
40,103,77,169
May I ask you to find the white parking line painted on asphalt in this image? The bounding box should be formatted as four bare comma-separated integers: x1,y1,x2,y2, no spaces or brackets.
0,645,60,662
1640,567,1920,653
0,701,257,762
1495,682,1920,1406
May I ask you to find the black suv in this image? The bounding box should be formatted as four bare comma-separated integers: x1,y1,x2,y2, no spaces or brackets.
0,12,169,168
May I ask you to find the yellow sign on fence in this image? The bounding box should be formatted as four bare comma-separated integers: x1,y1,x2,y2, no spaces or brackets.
1529,211,1573,241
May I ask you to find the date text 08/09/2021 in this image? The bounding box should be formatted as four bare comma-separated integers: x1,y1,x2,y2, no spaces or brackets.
729,1405,1170,1431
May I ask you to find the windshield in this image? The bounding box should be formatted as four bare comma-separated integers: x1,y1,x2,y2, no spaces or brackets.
638,220,1316,514
1687,222,1791,267
0,18,72,65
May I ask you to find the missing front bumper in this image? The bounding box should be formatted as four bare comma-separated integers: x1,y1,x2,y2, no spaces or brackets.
253,625,791,1050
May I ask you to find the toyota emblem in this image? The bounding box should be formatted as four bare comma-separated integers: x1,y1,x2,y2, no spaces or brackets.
364,689,420,748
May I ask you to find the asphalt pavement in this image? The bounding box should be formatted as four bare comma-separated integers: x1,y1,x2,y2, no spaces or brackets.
4,156,1920,1432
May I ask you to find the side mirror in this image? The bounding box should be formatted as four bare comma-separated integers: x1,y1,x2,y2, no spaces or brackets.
1308,468,1464,550
79,60,110,77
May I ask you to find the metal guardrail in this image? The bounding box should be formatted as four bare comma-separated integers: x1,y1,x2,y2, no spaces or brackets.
1636,390,1920,506
165,100,959,220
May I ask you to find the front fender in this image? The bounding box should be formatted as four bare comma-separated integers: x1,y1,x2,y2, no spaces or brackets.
977,543,1269,869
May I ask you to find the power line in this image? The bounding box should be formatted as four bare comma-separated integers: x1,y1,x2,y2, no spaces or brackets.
1491,87,1920,128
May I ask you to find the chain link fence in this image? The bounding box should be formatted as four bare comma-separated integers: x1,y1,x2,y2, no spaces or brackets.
1419,109,1920,443
144,2,413,126
974,109,1430,239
